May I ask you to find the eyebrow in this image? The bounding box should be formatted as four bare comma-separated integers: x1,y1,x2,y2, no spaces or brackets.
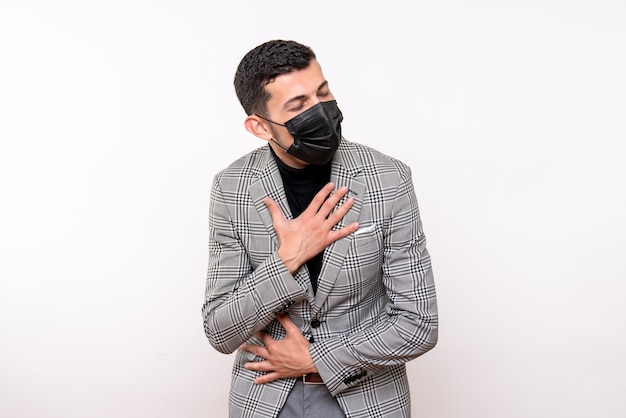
282,80,329,111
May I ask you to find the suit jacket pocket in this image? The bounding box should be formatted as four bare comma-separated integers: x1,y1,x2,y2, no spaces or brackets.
347,223,383,280
351,223,382,255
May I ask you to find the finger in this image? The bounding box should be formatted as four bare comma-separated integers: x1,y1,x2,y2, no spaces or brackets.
263,197,286,223
276,313,301,335
304,182,335,215
241,342,270,359
254,371,281,384
258,331,278,348
318,186,349,217
325,196,355,225
244,360,273,372
328,222,360,241
322,198,355,233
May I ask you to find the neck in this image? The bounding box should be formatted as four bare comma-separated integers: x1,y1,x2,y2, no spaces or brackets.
268,143,309,169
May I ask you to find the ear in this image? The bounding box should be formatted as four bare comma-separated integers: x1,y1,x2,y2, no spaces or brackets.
244,115,273,141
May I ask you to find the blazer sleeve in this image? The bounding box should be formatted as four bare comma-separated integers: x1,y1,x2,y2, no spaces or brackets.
309,166,439,396
201,176,309,354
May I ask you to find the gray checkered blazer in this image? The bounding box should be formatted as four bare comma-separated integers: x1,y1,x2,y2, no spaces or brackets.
202,139,438,417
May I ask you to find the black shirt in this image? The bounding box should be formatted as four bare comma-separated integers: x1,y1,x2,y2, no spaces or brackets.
271,148,331,294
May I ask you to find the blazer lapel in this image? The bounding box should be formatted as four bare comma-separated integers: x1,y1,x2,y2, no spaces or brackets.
313,144,365,312
247,147,314,297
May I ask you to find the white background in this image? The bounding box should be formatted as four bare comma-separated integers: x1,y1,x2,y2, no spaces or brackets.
1,1,625,417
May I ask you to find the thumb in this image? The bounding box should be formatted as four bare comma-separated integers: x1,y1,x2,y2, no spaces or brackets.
276,313,300,335
263,197,285,223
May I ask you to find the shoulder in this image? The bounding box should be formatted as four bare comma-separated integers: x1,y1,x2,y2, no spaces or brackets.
339,139,412,180
212,145,272,187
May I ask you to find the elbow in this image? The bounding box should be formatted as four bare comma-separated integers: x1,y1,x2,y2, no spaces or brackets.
203,321,238,355
410,325,438,358
405,316,438,356
202,303,239,355
425,325,438,352
416,301,438,354
420,313,439,353
210,342,237,356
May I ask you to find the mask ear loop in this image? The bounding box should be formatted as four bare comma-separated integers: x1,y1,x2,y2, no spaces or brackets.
254,114,292,151
254,114,286,127
269,137,290,152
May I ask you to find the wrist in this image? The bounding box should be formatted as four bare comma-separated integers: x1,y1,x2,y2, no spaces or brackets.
307,362,318,374
277,248,302,274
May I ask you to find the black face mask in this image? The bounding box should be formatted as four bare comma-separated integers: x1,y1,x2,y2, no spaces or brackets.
257,100,343,165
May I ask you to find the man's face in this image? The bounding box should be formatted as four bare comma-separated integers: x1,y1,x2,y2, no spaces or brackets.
262,60,336,168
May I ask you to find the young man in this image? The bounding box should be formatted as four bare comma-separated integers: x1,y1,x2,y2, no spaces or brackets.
202,40,438,417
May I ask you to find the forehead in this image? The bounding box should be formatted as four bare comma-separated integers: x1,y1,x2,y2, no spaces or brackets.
265,60,327,108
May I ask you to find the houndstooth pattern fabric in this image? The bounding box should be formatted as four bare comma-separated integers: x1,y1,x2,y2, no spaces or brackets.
202,139,438,418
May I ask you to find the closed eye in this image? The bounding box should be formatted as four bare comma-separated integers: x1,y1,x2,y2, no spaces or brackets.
290,102,305,112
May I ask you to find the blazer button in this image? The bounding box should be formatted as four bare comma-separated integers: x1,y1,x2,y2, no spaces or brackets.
277,300,295,313
311,319,321,328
